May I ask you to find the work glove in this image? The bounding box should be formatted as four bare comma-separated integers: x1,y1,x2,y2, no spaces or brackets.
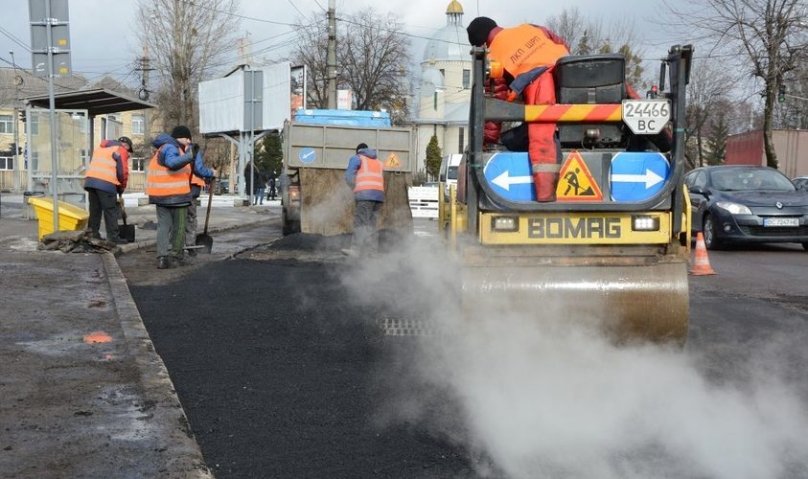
191,143,201,157
484,121,502,143
116,186,125,194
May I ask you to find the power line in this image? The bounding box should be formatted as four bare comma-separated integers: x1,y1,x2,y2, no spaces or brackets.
286,0,306,18
180,0,309,27
0,26,31,53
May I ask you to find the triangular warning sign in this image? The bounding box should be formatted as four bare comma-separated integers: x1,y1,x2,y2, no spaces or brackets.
556,151,603,201
384,153,400,168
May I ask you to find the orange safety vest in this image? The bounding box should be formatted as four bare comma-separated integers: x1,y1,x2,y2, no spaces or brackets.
488,24,569,77
85,146,121,186
353,155,384,193
191,173,206,187
145,147,192,199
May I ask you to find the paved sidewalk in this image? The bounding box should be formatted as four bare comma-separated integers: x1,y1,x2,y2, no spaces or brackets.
0,195,277,478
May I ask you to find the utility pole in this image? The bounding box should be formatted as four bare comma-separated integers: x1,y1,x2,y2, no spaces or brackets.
135,47,155,148
327,0,337,109
9,51,22,192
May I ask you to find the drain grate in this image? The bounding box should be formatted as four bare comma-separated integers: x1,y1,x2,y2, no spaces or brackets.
377,318,438,336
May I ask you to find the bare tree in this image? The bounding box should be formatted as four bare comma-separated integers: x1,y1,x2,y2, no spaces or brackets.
669,0,808,168
136,0,241,133
685,59,733,168
289,13,330,109
546,8,646,89
290,8,411,124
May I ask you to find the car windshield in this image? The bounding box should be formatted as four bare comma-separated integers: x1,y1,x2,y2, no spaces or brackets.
448,166,458,180
709,169,795,192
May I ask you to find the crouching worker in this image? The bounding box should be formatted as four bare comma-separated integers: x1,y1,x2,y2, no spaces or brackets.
146,125,197,269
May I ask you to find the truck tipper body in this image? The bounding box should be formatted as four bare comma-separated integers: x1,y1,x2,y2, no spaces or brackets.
280,109,414,236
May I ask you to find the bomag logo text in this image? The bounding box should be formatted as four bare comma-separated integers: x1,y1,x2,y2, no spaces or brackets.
527,217,621,239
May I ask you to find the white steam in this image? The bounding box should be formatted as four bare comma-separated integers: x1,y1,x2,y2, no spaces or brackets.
342,230,808,479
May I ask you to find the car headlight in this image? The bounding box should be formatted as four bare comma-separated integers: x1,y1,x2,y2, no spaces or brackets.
715,201,752,215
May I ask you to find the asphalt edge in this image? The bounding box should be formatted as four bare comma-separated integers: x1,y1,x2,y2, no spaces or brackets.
117,214,278,255
102,253,215,479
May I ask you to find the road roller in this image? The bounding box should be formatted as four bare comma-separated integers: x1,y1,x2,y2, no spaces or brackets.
439,45,693,343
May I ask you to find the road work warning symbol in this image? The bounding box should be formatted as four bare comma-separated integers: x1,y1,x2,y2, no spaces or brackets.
385,153,400,168
556,151,603,201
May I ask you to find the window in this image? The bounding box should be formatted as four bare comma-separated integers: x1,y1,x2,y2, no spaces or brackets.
462,69,470,89
458,127,465,152
0,156,12,170
131,157,146,171
132,114,145,135
0,115,12,134
29,115,39,135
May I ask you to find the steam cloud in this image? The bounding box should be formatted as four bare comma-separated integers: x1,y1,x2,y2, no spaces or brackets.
343,230,808,479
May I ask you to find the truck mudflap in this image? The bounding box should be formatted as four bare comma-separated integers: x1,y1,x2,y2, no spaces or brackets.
457,247,689,344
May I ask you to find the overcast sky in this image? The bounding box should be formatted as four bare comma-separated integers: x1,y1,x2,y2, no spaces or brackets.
0,0,693,87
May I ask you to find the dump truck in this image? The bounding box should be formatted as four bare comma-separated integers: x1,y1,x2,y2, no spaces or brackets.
440,45,694,342
280,109,414,236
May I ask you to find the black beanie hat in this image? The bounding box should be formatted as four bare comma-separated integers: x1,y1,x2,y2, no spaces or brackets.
356,143,368,153
171,125,192,140
117,136,133,151
467,16,498,47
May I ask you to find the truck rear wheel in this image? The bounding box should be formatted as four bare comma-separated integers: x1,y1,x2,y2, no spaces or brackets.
282,208,300,236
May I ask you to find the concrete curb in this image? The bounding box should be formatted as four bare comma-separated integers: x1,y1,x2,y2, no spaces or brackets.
102,253,215,478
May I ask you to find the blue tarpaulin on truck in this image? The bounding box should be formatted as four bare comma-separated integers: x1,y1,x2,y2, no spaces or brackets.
292,109,392,127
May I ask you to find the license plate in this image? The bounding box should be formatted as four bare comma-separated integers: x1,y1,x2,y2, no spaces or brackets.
622,99,671,135
763,217,799,227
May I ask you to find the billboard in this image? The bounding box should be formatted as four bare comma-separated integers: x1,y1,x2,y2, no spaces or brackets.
199,62,293,134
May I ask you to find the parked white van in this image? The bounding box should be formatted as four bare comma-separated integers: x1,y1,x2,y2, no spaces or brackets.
439,154,463,197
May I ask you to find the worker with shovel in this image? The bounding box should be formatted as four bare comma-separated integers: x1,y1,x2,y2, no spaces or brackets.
84,136,132,244
184,149,216,257
146,126,198,270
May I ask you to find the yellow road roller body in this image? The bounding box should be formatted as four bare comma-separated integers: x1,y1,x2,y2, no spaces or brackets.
440,45,694,343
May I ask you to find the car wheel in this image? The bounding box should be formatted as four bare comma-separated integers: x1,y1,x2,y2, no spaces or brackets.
802,242,808,252
703,214,723,250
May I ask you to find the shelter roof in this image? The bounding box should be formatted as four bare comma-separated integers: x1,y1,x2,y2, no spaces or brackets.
25,88,155,115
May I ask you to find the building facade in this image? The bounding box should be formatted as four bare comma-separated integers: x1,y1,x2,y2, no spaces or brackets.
411,0,472,179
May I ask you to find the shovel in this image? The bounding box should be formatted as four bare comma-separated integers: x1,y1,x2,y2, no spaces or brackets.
195,177,215,254
118,194,136,242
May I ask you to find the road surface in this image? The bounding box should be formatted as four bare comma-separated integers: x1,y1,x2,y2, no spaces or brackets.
120,221,808,479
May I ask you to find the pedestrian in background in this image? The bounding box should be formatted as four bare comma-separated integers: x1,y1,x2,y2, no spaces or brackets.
184,148,216,257
244,160,257,204
146,125,197,269
84,136,132,244
255,170,267,205
343,142,384,256
268,175,277,201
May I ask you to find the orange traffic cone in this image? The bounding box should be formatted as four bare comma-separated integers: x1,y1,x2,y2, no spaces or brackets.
689,232,716,276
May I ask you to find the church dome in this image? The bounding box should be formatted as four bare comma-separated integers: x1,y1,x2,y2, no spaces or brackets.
446,0,463,14
422,1,469,62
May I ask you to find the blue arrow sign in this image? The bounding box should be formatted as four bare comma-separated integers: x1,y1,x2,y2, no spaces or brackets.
609,152,670,202
483,152,535,202
298,147,316,164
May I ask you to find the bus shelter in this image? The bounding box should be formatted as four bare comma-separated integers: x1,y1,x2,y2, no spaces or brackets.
24,89,155,203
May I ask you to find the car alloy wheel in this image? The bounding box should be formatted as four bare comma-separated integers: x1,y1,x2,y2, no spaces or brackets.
703,215,722,250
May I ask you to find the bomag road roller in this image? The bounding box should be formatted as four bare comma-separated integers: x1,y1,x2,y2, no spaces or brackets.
439,45,693,343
